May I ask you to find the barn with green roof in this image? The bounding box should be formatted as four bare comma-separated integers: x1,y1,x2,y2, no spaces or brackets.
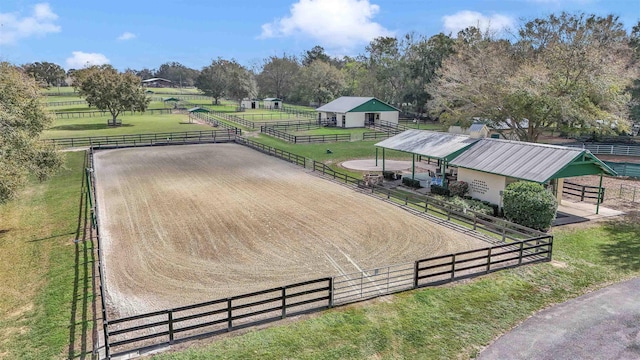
316,96,399,128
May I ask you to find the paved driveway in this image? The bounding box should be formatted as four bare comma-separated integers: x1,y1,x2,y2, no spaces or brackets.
479,277,640,360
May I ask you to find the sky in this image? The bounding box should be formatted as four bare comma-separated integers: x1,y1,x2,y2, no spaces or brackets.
0,0,638,71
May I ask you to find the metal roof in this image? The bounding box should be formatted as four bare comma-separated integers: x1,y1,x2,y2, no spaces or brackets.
449,138,615,182
263,97,281,101
142,77,172,83
316,97,374,113
469,123,488,133
187,107,209,113
375,130,479,161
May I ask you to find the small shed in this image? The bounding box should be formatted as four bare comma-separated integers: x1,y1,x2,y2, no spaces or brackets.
187,107,210,123
449,138,616,212
241,99,260,109
316,97,399,128
142,77,173,88
448,123,490,139
263,97,282,109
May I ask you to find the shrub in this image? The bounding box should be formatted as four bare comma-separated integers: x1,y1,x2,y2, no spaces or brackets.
430,184,450,196
449,197,494,215
402,177,421,188
448,181,469,197
503,181,558,231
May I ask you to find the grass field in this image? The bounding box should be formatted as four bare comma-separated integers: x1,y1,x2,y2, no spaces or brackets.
0,152,93,360
42,113,212,139
2,146,638,359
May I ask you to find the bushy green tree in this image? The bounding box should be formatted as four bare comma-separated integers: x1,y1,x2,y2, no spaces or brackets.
503,181,558,231
0,62,62,203
75,65,150,124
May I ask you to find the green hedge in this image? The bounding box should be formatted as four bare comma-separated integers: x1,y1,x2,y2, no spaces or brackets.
402,177,421,188
503,181,557,231
430,184,450,196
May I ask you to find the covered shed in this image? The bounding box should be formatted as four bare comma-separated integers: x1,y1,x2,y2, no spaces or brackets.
449,138,617,213
448,123,490,138
241,99,260,109
263,97,282,109
375,129,478,180
142,77,173,88
316,97,399,128
187,107,209,123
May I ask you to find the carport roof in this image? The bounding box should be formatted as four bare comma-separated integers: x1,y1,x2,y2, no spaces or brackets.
375,129,478,161
316,96,399,113
187,107,209,113
449,138,617,183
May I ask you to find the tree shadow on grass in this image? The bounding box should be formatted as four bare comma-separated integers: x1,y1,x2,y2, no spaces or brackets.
51,123,133,131
599,211,640,272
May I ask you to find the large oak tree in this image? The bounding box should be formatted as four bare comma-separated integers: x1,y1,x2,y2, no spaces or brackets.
74,65,150,124
429,13,638,142
0,62,62,203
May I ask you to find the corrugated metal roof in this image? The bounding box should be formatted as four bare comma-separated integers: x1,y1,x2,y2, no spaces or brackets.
450,138,586,182
316,97,374,113
375,129,479,161
469,123,488,133
263,97,281,101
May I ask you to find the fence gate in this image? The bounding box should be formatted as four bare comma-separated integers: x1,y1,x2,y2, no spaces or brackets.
332,263,414,305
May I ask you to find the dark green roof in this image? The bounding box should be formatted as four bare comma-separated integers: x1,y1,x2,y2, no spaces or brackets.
187,107,209,113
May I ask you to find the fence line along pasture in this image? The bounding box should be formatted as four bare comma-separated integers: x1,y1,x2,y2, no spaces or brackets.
47,100,87,107
564,142,640,157
260,126,352,143
44,129,240,149
88,140,552,358
54,108,172,119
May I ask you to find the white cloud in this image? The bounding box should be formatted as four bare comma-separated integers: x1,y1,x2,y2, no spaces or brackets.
0,3,60,45
117,32,136,40
259,0,392,50
442,11,515,35
65,51,110,69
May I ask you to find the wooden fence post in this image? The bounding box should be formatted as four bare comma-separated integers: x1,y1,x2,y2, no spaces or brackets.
227,299,233,331
168,310,174,344
281,287,287,319
451,255,456,279
413,261,419,288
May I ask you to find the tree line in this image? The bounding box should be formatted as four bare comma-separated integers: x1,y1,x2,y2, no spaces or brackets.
18,12,640,141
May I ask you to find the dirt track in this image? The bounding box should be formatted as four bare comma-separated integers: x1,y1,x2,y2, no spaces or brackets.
94,144,488,317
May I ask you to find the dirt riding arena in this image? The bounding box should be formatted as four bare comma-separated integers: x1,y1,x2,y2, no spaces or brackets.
93,144,489,318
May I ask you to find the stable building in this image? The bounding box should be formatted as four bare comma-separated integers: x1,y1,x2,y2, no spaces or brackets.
241,99,260,109
449,138,616,210
263,98,282,109
316,97,399,128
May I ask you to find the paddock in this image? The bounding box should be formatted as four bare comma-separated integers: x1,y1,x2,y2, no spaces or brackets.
93,143,490,318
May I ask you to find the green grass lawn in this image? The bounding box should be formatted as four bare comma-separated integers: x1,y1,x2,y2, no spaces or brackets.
43,95,84,103
0,152,93,359
42,113,212,139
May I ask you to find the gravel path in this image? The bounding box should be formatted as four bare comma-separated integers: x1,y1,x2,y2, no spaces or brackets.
93,144,488,317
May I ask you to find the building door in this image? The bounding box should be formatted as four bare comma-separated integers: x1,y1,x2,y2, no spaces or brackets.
251,101,256,109
367,113,375,125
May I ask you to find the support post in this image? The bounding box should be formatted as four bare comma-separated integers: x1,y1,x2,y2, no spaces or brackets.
412,153,415,180
596,172,603,215
382,148,385,172
375,147,378,166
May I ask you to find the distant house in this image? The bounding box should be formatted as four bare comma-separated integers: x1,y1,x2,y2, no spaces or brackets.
241,99,260,109
316,97,399,128
263,98,282,109
141,77,173,88
448,123,490,139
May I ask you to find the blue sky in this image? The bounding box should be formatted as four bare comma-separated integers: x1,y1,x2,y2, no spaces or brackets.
1,0,638,71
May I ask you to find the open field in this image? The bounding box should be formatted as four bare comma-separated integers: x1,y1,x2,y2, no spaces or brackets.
42,113,212,139
93,143,489,317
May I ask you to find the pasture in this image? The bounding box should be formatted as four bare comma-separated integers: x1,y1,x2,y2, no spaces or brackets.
92,143,489,318
42,113,212,139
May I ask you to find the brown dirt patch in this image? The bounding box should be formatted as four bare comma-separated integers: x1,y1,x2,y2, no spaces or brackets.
93,144,489,317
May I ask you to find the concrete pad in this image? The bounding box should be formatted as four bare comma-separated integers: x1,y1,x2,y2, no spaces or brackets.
558,200,625,220
341,159,414,172
479,277,640,360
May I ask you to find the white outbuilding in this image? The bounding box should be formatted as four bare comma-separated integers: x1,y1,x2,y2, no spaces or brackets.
241,99,260,109
263,98,282,109
316,97,399,128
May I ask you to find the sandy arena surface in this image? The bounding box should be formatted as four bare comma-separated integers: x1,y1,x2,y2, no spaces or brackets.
93,144,489,317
